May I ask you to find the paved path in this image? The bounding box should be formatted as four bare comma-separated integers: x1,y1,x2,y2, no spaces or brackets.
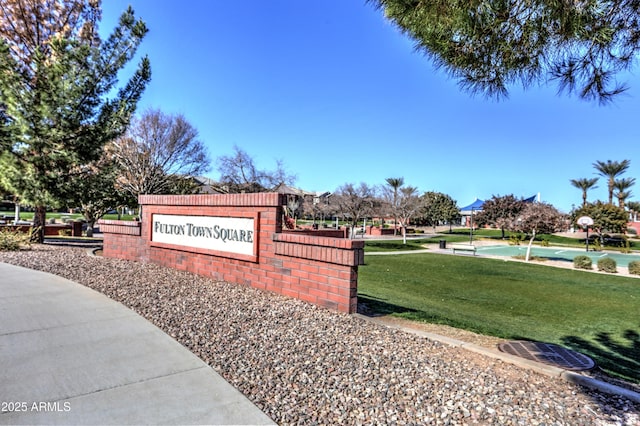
0,263,275,425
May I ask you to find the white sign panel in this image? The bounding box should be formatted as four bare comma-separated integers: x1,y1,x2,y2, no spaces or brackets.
152,214,255,256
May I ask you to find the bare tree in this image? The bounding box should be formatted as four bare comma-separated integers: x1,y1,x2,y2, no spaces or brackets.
396,186,422,244
216,145,295,193
113,109,210,203
334,183,377,239
319,194,338,224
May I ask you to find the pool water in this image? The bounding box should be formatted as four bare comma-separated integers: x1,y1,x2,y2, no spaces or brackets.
475,245,640,267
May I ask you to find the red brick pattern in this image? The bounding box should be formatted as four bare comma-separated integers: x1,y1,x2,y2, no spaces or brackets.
283,228,348,238
99,220,142,236
99,193,362,313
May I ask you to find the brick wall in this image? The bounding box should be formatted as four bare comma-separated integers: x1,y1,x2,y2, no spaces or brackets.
283,228,348,238
100,220,145,262
0,223,83,237
98,193,364,313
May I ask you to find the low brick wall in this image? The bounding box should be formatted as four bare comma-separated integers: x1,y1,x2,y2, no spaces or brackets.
367,226,397,236
0,222,82,237
99,193,364,313
283,228,348,238
99,220,144,262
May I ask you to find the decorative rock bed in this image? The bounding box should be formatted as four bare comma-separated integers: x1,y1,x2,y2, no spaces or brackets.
0,245,637,425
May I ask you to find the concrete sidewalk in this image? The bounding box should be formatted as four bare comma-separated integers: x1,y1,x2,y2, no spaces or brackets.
0,263,275,425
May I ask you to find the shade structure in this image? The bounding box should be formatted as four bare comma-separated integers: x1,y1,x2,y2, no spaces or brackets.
459,198,484,214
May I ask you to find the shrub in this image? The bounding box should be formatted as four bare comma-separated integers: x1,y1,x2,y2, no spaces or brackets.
508,233,524,246
0,227,32,251
597,257,617,273
628,261,640,275
620,238,631,254
513,255,546,262
540,236,550,247
627,227,637,235
58,229,71,237
573,255,592,270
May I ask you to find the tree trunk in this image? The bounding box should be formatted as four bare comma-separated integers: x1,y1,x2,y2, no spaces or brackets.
86,220,94,237
402,225,407,244
13,201,20,225
525,229,536,262
31,205,46,243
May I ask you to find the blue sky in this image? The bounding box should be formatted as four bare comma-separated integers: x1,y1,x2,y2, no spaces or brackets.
101,1,640,213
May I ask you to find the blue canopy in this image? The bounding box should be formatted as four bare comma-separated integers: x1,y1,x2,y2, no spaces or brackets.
460,198,484,212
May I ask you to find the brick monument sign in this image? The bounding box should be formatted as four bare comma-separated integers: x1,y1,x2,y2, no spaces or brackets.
99,193,364,313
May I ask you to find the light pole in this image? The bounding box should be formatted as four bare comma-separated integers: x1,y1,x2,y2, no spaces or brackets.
469,207,474,244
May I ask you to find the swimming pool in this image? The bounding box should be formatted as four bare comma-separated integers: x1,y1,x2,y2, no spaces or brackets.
476,245,640,267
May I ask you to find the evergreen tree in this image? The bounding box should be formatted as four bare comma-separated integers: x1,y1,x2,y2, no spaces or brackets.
420,191,460,230
67,143,132,237
369,0,640,103
572,201,629,238
0,1,150,242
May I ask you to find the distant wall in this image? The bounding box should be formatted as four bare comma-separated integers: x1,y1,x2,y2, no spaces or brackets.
0,222,83,237
99,193,364,313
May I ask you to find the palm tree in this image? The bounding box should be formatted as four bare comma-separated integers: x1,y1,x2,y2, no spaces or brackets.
628,201,640,222
570,177,599,206
385,177,404,235
614,177,636,209
593,159,631,204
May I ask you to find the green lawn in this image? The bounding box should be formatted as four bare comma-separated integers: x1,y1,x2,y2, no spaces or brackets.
366,230,640,253
358,252,640,383
445,228,639,249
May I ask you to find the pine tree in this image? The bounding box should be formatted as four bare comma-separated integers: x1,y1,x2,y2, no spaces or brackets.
0,0,151,242
369,0,640,103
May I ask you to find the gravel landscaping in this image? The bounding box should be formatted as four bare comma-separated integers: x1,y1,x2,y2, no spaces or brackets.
1,245,638,425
